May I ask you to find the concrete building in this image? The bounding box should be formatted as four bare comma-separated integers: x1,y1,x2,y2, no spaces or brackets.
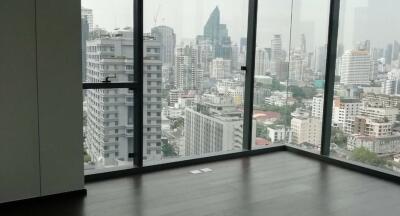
81,7,93,32
255,48,270,76
184,94,255,156
311,95,324,119
151,25,176,67
347,116,393,137
332,98,362,128
210,58,231,79
360,106,399,124
85,30,163,165
291,109,322,147
85,30,135,166
270,34,282,76
175,45,202,90
267,125,286,143
340,50,372,85
347,135,400,154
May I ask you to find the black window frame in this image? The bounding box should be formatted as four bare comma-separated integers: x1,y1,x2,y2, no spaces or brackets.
83,0,400,185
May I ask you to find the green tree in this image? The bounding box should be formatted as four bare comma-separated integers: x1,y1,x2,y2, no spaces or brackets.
289,86,317,99
162,143,177,157
331,128,347,147
351,147,386,167
171,118,184,130
256,123,269,139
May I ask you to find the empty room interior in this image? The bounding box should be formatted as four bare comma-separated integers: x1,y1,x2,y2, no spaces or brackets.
2,0,400,215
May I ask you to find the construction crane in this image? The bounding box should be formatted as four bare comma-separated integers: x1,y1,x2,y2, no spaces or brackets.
153,4,161,27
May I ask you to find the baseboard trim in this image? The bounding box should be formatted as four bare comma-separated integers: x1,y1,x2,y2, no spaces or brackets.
0,189,87,207
285,145,400,185
85,145,286,182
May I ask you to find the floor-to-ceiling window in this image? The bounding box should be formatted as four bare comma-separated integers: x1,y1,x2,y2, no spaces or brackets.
253,0,330,153
329,0,400,174
81,0,135,174
143,0,249,165
79,0,400,178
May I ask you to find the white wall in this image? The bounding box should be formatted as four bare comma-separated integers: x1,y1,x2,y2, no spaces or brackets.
0,0,41,203
36,0,84,196
0,0,84,203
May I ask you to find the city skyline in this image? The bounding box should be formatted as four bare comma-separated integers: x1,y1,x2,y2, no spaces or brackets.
81,0,400,175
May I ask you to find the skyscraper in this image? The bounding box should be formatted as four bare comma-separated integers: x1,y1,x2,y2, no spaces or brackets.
151,25,176,67
210,58,231,79
271,34,282,76
81,7,93,32
85,30,163,165
175,45,202,90
203,6,232,59
385,43,393,65
255,48,269,76
340,50,372,85
85,30,135,166
81,17,89,82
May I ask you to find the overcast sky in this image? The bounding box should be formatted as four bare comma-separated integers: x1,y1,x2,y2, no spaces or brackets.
82,0,399,50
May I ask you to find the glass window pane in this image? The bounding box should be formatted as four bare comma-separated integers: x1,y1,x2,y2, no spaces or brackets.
83,89,134,175
143,0,249,164
330,0,400,174
81,0,134,174
253,0,330,152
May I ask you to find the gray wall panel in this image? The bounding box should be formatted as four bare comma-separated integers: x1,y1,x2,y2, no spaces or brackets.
0,0,41,203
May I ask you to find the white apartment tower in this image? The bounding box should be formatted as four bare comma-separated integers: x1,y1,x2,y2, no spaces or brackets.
151,25,176,67
311,95,324,119
143,35,163,161
340,50,372,85
81,7,94,32
85,30,135,166
85,30,163,166
270,34,282,76
210,58,231,79
184,94,255,155
332,98,362,129
255,48,270,76
175,45,202,90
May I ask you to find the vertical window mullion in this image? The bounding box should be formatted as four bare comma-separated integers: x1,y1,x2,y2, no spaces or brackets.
321,0,341,156
133,0,144,167
242,0,258,151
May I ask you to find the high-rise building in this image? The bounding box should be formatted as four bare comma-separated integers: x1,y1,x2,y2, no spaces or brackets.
240,37,247,53
288,51,305,85
203,6,232,59
315,45,327,77
81,7,93,32
85,30,163,165
311,95,324,119
255,48,269,76
340,50,371,85
175,45,202,90
271,34,282,76
81,17,89,82
332,98,362,129
143,35,163,161
85,30,135,166
393,40,400,61
151,25,176,67
210,58,231,80
291,112,322,147
385,43,393,65
184,94,255,156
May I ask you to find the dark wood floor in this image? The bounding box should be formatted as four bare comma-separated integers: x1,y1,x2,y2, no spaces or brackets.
3,152,400,216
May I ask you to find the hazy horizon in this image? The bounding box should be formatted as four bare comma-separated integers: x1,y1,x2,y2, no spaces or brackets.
82,0,400,50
